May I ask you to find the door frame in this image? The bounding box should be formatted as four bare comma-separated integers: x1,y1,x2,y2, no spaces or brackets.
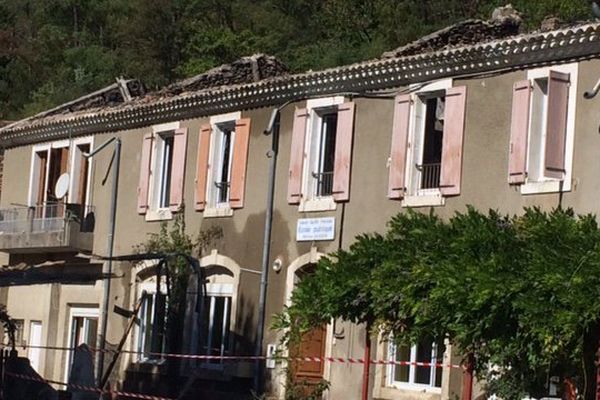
64,306,99,382
28,321,43,374
283,248,334,397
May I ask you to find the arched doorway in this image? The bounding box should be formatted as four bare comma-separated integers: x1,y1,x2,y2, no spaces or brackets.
285,249,332,389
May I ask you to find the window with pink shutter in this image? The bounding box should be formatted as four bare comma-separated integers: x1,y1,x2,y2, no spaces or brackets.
400,80,467,204
519,66,574,190
439,86,467,196
137,133,153,214
332,102,355,202
288,108,308,205
508,80,531,184
168,127,188,212
544,71,570,180
229,118,251,209
291,98,355,210
195,124,212,211
388,94,411,199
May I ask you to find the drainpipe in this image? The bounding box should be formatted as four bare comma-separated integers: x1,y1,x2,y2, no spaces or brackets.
361,322,372,400
254,109,281,394
84,137,121,385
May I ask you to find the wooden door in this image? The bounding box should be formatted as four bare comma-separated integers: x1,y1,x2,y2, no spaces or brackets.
292,325,327,382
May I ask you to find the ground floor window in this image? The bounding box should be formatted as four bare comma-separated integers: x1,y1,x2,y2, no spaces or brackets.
200,294,231,361
387,338,445,391
137,292,166,361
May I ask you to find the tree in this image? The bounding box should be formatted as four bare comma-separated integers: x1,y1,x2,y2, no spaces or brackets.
279,207,600,399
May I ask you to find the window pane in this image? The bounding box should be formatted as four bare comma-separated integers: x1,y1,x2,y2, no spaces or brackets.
393,344,410,383
140,294,154,356
85,318,98,346
415,338,433,385
316,112,337,196
420,97,444,189
217,129,233,204
160,136,174,208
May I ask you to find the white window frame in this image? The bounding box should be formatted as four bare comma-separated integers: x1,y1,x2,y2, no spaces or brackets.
198,283,234,366
520,63,578,195
387,340,444,393
299,96,345,213
28,137,94,209
402,79,452,208
204,112,240,218
134,277,168,363
68,137,94,208
145,122,180,222
63,307,99,383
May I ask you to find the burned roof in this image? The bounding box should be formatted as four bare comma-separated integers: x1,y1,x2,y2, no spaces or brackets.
161,54,289,96
382,6,522,58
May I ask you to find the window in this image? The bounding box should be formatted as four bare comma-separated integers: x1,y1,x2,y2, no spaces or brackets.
508,63,577,194
199,293,232,360
65,308,98,381
309,111,337,198
287,97,356,211
387,80,467,206
153,133,175,209
410,94,445,194
138,123,188,219
137,291,167,361
388,339,445,391
29,138,93,219
210,122,235,207
194,113,251,216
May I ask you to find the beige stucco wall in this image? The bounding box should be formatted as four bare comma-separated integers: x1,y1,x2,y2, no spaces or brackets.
2,57,600,398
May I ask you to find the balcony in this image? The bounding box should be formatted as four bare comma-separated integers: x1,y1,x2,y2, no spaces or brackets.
0,203,94,253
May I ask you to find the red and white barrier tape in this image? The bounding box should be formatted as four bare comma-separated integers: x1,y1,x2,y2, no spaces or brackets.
5,372,175,400
4,344,461,369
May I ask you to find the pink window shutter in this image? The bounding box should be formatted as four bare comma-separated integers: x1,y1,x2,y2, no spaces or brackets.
544,70,570,180
388,94,411,199
508,80,531,184
332,102,356,202
195,124,212,211
288,108,309,204
230,118,251,209
137,133,154,214
440,86,467,196
168,127,188,212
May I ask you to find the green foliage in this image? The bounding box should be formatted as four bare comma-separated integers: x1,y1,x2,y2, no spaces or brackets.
279,207,600,399
0,0,593,119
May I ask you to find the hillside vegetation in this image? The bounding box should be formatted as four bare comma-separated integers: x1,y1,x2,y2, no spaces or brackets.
0,0,592,119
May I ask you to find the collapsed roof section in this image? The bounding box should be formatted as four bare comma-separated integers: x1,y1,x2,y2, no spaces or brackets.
381,5,522,58
161,54,289,96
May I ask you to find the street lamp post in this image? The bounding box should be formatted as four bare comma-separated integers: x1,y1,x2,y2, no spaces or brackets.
83,137,121,385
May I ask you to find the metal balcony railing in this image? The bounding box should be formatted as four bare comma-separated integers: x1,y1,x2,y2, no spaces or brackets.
417,163,441,190
0,202,95,235
312,171,334,197
214,181,230,204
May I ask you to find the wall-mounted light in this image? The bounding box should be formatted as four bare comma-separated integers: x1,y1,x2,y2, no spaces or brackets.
272,258,283,273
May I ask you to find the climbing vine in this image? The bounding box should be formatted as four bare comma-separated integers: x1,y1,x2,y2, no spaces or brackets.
277,207,600,399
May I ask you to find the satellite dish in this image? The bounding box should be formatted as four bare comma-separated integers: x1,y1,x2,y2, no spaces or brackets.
55,173,70,200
